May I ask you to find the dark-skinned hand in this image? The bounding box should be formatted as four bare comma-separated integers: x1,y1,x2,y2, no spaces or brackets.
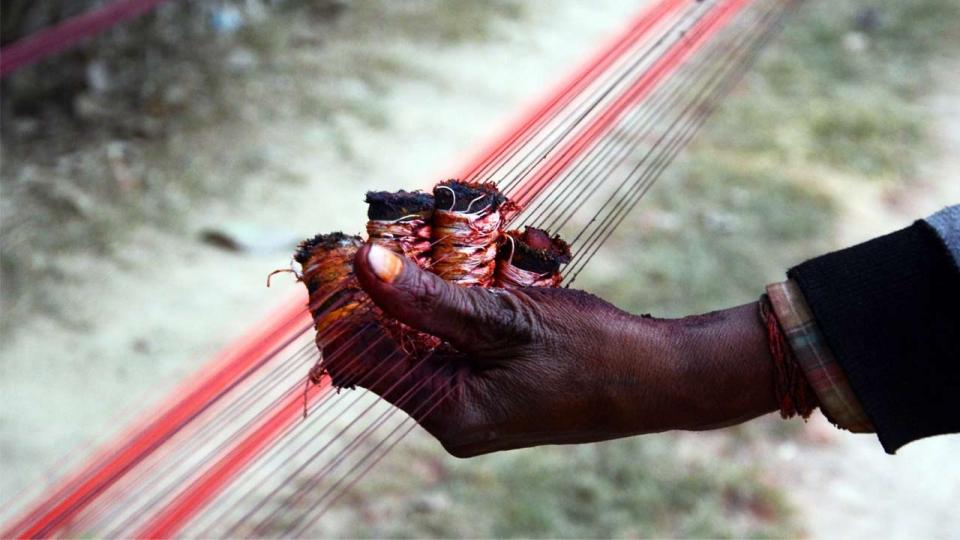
346,243,778,458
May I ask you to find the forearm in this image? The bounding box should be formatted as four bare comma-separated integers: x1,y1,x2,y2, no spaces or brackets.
671,303,779,429
600,303,778,436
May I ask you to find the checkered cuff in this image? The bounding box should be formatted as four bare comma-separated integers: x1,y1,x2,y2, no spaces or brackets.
765,280,874,433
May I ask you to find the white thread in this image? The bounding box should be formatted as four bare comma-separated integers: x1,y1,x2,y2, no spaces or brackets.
436,185,457,211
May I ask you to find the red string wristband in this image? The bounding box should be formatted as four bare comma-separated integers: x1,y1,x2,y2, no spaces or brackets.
759,293,819,420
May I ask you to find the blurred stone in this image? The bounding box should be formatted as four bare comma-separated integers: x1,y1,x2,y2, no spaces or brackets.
776,441,798,461
138,117,165,138
162,83,190,108
31,179,96,219
73,93,109,120
132,338,150,354
730,186,751,206
13,117,40,137
843,31,869,54
338,78,373,101
106,142,140,192
200,229,244,252
199,223,300,254
637,208,682,232
702,210,738,234
85,60,111,93
15,164,38,184
227,48,259,73
853,7,882,33
311,0,349,20
117,115,165,138
209,5,244,34
410,492,450,513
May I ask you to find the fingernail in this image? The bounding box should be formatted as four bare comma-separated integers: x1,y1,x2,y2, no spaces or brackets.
367,244,403,283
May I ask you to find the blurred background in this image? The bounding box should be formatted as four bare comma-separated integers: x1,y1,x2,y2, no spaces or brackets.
1,0,959,537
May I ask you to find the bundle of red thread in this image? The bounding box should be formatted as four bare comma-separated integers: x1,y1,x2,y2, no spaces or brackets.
293,178,574,390
495,227,572,288
430,180,506,287
364,190,434,267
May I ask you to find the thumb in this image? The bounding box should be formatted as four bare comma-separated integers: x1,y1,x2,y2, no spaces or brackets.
353,243,532,351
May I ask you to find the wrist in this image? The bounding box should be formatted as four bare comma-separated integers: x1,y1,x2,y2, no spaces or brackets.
579,300,779,438
590,310,711,434
669,303,779,430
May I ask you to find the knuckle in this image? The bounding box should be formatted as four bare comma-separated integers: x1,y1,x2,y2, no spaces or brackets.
477,290,541,342
408,270,446,313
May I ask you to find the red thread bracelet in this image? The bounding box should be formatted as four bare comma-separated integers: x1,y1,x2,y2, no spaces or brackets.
759,294,818,419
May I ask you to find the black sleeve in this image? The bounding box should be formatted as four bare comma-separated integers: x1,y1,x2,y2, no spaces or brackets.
787,220,960,453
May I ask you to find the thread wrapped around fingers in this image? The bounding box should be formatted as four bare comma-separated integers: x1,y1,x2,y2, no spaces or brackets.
495,227,572,288
365,190,434,266
295,180,520,382
365,190,442,357
430,180,508,287
294,233,396,389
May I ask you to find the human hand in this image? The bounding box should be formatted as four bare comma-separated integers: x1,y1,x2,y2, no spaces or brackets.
346,243,778,457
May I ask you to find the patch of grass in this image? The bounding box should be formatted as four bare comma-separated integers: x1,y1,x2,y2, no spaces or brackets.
334,437,796,539
586,156,836,317
713,0,960,179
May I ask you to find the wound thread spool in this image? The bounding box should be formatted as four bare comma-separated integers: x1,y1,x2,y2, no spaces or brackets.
365,190,434,267
294,233,395,389
495,227,572,288
430,180,507,287
364,190,442,357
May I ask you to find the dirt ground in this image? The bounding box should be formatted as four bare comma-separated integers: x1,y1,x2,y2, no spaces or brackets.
1,1,958,537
